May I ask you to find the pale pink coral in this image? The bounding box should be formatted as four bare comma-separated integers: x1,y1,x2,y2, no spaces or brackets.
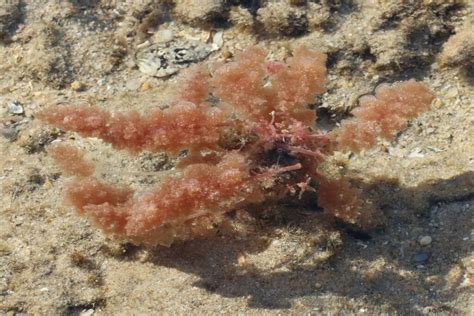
60,151,263,246
175,65,211,105
39,46,434,246
268,46,326,124
330,79,434,152
39,102,227,154
48,144,95,177
211,46,271,120
210,46,326,124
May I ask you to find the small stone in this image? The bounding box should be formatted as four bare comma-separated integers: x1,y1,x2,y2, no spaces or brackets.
425,275,440,284
419,235,432,246
0,1,22,43
210,31,224,51
237,254,247,267
408,148,424,158
445,87,458,98
141,81,151,91
135,40,213,77
174,0,225,26
425,127,436,134
70,81,84,91
7,101,24,115
153,29,174,43
438,19,474,67
126,78,141,91
1,126,18,141
414,250,431,264
79,309,94,316
43,178,53,189
221,47,233,59
0,240,11,256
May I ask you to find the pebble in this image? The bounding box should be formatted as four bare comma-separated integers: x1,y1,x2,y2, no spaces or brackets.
414,250,431,264
153,29,174,43
1,126,18,141
70,80,84,91
418,235,432,246
125,78,141,91
221,47,233,59
79,309,94,316
7,101,24,115
141,80,151,91
445,86,458,98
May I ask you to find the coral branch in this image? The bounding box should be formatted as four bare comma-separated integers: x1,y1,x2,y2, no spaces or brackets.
269,46,327,124
49,144,95,177
175,65,210,105
71,153,265,246
330,79,434,152
38,102,227,154
318,176,377,228
211,45,326,123
211,46,272,120
66,177,133,215
36,105,110,138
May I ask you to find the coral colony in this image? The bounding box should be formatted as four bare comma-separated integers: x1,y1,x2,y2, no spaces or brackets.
38,46,434,246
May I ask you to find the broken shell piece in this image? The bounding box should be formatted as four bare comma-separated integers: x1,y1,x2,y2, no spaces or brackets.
208,31,224,51
137,54,162,76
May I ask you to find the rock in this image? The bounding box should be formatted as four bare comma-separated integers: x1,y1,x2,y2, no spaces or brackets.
0,1,22,43
135,39,215,77
70,81,84,92
152,29,174,44
257,0,309,36
438,19,474,67
1,126,18,141
79,309,94,316
414,250,431,264
7,101,24,115
125,77,141,91
229,6,254,31
141,80,151,91
419,235,432,246
17,125,62,154
174,0,226,26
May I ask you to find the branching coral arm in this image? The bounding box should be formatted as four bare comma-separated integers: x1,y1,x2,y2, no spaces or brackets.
317,175,379,228
174,65,210,105
211,46,327,124
61,152,265,246
66,177,134,235
48,144,95,177
268,46,327,124
330,79,434,152
211,46,272,120
38,102,227,154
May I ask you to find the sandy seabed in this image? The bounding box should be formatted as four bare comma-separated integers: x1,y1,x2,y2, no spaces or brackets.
1,1,473,314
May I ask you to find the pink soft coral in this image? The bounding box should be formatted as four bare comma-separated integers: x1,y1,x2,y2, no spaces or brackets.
38,46,434,246
330,80,434,152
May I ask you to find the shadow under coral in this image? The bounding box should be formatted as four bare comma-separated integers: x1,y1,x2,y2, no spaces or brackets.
107,171,473,312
